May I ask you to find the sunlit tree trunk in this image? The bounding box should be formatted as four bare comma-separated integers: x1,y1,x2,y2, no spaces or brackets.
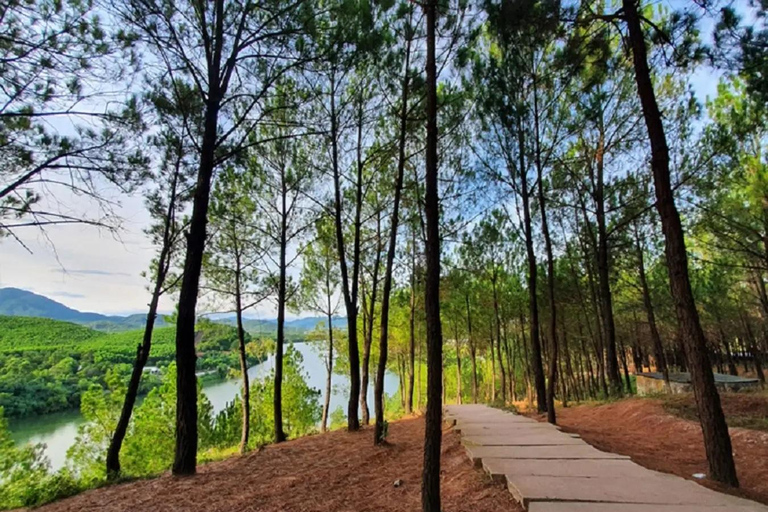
623,0,738,486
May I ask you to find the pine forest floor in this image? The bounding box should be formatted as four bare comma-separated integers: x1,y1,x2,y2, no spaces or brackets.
24,416,521,512
526,393,768,506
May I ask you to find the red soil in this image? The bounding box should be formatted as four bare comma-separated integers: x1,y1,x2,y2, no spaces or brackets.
530,397,768,505
28,416,520,512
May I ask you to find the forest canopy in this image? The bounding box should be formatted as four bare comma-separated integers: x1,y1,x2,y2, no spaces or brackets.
1,0,767,508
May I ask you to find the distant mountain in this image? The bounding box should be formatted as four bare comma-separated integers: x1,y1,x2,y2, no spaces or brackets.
0,287,167,332
211,315,346,335
284,316,347,331
0,287,343,334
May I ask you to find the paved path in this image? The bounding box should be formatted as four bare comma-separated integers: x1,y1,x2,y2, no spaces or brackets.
445,404,768,512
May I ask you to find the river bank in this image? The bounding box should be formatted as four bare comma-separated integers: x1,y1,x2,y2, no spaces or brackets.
9,342,398,471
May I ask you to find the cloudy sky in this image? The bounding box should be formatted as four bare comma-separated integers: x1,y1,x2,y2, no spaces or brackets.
0,192,171,315
0,190,284,318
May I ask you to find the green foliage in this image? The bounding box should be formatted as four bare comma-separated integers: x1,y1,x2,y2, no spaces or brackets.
210,345,321,450
0,316,101,349
0,317,258,418
122,364,216,477
66,371,128,480
329,406,346,431
0,407,83,510
57,363,218,483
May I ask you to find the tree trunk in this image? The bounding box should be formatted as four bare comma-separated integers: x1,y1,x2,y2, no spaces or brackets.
399,355,407,408
321,259,335,434
533,81,558,423
718,320,738,376
362,211,382,426
374,29,411,442
578,317,596,398
492,272,507,402
235,289,250,453
173,94,221,476
594,129,622,395
623,0,738,487
330,71,361,432
407,228,417,414
577,211,609,397
417,336,422,410
635,222,671,390
107,296,160,478
466,294,478,403
516,124,546,413
619,336,632,394
422,0,442,508
321,310,334,433
455,323,462,405
560,309,579,402
274,166,289,444
502,321,515,401
107,168,179,478
740,312,765,386
489,326,496,400
519,309,532,404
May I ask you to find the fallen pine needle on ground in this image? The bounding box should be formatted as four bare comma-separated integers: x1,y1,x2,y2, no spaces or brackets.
24,415,521,512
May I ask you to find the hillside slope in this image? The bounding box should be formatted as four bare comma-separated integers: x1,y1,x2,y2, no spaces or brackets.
0,316,100,350
0,288,165,331
24,417,519,512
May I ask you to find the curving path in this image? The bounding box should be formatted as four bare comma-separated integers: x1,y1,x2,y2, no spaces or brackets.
445,404,768,512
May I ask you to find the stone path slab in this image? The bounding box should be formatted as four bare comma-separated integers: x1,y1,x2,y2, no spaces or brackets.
529,503,766,512
447,413,536,424
454,423,560,436
507,474,740,507
446,404,768,512
481,458,649,481
466,444,630,466
462,433,585,447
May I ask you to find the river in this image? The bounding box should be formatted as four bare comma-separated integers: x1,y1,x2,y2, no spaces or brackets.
9,342,399,471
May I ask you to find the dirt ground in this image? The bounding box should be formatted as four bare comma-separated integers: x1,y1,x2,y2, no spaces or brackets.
529,396,768,505
27,416,520,512
663,391,768,432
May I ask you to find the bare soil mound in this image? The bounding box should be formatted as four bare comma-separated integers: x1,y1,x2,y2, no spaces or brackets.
531,396,768,505
27,416,520,512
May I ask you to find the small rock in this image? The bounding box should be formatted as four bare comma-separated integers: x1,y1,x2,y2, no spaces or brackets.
692,473,706,479
393,479,403,488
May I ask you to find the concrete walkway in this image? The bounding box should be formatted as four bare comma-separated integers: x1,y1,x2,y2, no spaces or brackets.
445,404,768,512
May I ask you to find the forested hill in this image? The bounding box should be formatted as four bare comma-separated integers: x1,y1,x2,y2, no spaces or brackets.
0,287,166,332
0,315,101,348
0,316,261,418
